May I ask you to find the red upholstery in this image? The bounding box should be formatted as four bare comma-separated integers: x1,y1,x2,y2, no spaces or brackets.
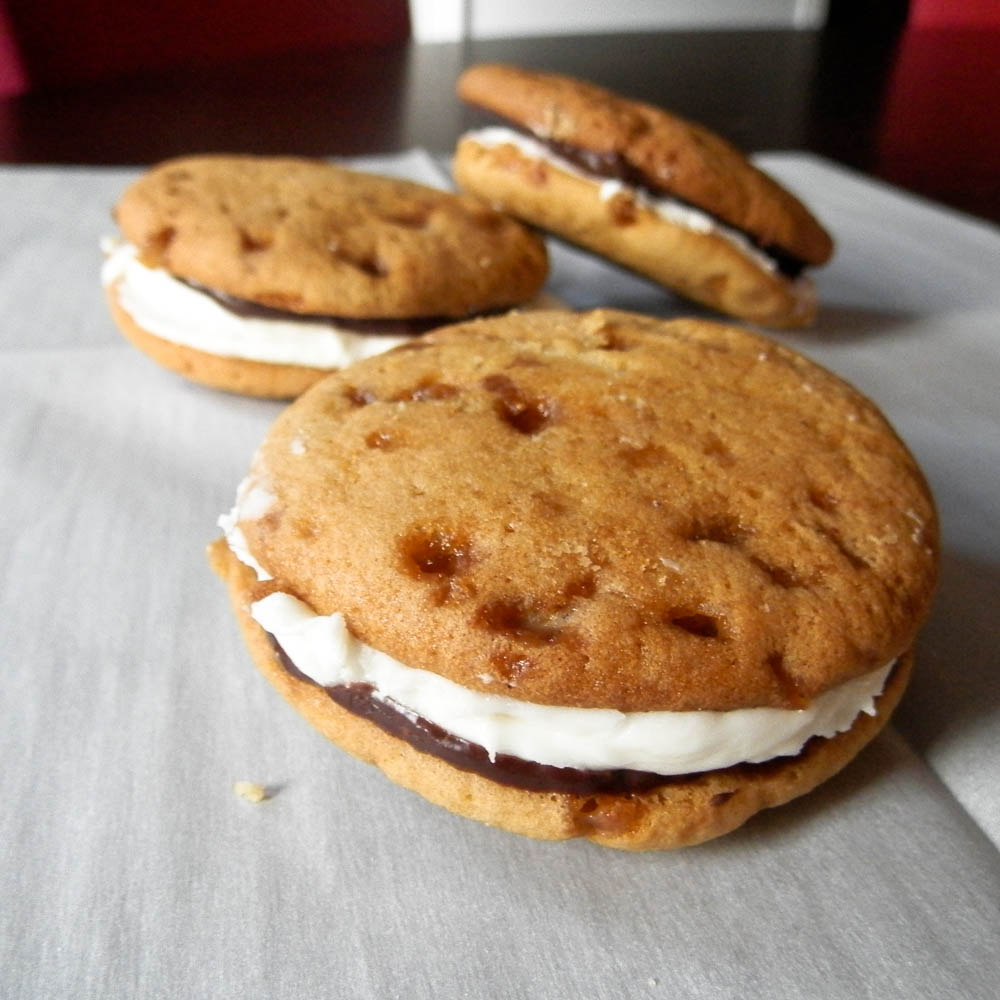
877,1,1000,219
0,2,27,95
0,0,410,96
909,0,1000,29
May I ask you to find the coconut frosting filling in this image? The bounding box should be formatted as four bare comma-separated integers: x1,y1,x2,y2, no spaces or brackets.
101,239,411,367
463,126,814,287
220,502,893,777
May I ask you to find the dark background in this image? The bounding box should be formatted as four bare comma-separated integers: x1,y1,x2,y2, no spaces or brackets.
1,0,997,223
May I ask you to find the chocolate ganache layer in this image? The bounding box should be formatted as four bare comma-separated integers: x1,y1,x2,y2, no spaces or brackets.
270,637,669,795
181,279,461,335
268,635,875,796
526,129,807,279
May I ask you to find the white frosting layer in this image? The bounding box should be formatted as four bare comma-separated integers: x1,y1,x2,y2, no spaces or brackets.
101,240,410,367
218,476,276,581
465,126,786,277
247,588,892,776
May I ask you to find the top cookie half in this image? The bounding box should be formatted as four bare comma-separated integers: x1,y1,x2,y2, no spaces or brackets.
113,155,549,319
235,310,938,714
457,64,833,268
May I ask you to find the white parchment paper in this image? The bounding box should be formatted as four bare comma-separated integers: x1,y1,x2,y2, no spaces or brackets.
1,151,998,999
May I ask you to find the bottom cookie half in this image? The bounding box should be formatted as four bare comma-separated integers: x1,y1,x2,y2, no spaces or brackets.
211,540,911,850
107,285,330,398
453,138,818,330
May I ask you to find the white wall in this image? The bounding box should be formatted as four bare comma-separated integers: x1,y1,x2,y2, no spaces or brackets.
411,0,829,43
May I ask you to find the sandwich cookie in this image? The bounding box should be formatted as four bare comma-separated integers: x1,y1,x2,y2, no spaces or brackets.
103,154,549,397
211,309,937,849
454,64,834,329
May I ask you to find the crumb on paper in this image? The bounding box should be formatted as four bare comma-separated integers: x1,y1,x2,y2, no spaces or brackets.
233,780,270,803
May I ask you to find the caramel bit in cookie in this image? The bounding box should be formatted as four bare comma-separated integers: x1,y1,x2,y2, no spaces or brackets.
395,379,459,403
606,192,638,227
344,385,378,407
401,528,475,582
573,794,649,837
562,572,597,601
807,485,840,512
581,313,633,351
475,598,563,644
238,229,272,254
766,652,809,709
482,374,558,435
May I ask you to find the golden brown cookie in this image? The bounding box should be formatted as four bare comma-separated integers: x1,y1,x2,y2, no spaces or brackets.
103,154,549,397
212,309,938,849
454,64,834,328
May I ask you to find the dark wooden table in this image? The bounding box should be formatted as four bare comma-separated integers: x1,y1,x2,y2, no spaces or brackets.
2,17,997,224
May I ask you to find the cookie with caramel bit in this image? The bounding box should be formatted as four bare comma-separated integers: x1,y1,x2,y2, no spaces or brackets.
104,154,549,397
213,309,938,848
454,64,833,328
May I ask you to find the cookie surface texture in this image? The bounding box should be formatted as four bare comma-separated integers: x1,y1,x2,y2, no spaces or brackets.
216,310,938,848
114,155,548,318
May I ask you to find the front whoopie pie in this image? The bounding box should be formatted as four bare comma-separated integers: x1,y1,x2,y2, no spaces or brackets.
102,154,549,397
454,64,834,329
211,309,937,849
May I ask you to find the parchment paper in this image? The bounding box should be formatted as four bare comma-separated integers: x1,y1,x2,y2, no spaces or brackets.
1,150,998,999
